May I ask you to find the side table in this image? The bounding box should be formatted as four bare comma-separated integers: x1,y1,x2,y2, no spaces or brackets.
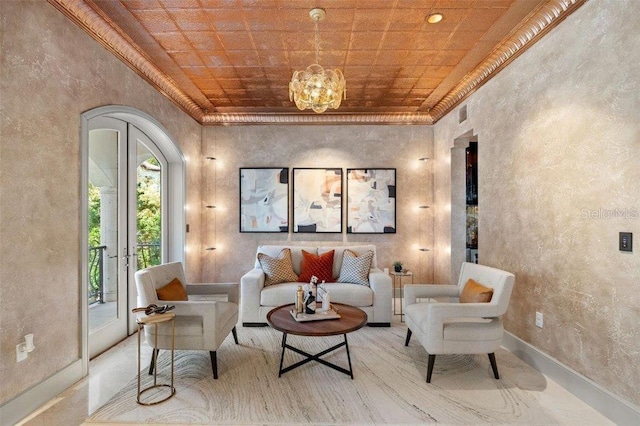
136,312,176,405
390,271,413,322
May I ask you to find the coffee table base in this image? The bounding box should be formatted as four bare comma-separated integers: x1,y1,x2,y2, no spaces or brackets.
278,333,354,379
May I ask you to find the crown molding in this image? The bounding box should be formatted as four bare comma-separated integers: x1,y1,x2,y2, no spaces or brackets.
49,0,586,126
428,0,588,122
201,113,433,125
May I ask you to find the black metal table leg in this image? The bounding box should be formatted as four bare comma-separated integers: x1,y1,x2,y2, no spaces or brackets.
277,333,354,378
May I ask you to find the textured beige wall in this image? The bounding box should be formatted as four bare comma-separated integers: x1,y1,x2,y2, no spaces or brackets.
0,2,202,404
434,0,640,407
202,125,435,285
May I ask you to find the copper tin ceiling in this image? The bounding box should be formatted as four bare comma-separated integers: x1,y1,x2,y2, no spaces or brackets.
50,0,585,124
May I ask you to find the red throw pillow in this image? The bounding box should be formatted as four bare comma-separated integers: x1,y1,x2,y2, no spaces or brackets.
297,249,335,283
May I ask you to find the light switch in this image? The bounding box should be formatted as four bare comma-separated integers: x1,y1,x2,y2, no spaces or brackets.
619,232,632,252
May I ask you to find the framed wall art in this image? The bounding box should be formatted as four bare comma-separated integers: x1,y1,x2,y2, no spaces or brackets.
292,168,342,233
239,167,289,233
346,168,396,234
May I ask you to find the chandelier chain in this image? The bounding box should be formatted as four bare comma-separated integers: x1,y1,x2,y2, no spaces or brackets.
314,19,320,65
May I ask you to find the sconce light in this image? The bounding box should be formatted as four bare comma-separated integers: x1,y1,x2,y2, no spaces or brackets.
418,248,430,252
205,247,216,251
419,157,429,161
205,156,216,161
205,205,216,209
418,205,430,209
16,334,35,362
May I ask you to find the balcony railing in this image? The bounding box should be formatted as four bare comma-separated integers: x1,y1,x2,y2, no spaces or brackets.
89,245,106,305
88,242,160,305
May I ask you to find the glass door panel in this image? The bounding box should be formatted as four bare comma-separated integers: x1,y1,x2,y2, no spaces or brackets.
88,118,128,358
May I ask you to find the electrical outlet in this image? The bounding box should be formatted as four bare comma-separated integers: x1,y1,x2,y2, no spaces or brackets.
16,344,27,362
535,312,544,328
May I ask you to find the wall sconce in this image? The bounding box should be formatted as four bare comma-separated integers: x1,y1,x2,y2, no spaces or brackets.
205,205,216,209
16,334,35,362
205,156,216,161
418,205,430,209
418,248,430,252
419,157,429,161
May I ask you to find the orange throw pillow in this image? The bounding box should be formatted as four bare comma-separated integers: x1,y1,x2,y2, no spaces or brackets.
156,277,188,301
460,278,493,303
298,249,335,283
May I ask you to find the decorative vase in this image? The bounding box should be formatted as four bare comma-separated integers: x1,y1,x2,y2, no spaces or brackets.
394,265,402,273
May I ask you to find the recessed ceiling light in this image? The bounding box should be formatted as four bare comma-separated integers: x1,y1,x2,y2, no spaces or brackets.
427,13,443,24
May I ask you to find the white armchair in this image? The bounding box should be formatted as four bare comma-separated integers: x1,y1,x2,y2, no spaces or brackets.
134,262,239,379
403,262,515,383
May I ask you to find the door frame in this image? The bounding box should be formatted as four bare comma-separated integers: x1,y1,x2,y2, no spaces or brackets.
80,105,186,376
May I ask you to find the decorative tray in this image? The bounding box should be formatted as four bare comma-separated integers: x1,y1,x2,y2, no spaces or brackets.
290,308,341,322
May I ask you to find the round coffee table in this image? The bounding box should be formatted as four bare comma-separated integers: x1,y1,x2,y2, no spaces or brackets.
266,303,367,379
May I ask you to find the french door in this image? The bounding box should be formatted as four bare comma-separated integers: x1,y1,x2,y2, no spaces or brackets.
87,117,167,358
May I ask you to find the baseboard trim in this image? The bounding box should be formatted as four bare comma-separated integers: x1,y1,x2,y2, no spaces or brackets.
502,332,640,425
0,359,83,425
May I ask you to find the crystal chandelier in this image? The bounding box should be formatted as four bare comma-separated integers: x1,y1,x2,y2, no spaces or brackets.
289,8,346,113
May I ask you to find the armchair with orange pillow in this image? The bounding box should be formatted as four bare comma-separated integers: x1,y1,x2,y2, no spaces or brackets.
403,262,515,383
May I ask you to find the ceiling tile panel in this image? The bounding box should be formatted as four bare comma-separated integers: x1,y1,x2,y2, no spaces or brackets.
129,9,178,32
183,31,224,50
203,9,247,31
217,32,255,50
122,0,162,11
168,9,211,31
168,51,205,66
151,32,191,52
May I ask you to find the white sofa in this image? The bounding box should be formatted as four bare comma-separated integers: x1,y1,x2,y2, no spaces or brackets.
240,245,392,326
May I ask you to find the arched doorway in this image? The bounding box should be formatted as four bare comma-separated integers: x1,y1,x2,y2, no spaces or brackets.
80,106,185,369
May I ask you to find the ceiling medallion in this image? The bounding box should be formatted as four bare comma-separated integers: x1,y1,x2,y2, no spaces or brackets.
289,8,346,113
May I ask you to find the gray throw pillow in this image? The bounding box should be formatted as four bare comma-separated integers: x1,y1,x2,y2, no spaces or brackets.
337,249,373,286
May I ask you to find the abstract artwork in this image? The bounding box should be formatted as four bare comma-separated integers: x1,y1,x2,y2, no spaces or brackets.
239,168,289,232
292,168,342,233
346,168,396,234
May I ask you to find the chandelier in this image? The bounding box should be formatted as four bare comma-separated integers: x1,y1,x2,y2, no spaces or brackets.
289,8,346,113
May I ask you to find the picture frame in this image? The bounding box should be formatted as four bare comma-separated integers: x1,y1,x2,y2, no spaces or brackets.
239,167,289,233
346,168,396,234
292,168,342,233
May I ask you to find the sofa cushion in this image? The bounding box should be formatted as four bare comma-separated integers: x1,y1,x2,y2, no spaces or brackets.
257,248,299,286
260,282,373,307
298,249,335,283
319,245,378,278
443,318,502,341
337,249,374,286
255,245,317,275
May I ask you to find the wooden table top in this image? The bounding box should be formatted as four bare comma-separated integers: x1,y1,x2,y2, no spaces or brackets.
266,303,367,337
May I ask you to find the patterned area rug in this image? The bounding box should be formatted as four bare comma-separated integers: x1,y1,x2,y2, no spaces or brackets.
86,323,592,425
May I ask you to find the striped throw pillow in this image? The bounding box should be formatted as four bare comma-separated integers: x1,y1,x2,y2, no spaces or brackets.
257,248,299,286
337,249,373,286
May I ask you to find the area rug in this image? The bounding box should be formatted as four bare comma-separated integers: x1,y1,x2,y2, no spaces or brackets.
86,323,592,425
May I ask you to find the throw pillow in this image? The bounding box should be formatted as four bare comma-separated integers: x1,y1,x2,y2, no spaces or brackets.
460,278,494,303
298,249,335,283
156,277,188,301
337,249,374,286
258,248,299,286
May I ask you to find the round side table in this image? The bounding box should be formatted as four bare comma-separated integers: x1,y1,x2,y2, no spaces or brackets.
136,312,176,405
